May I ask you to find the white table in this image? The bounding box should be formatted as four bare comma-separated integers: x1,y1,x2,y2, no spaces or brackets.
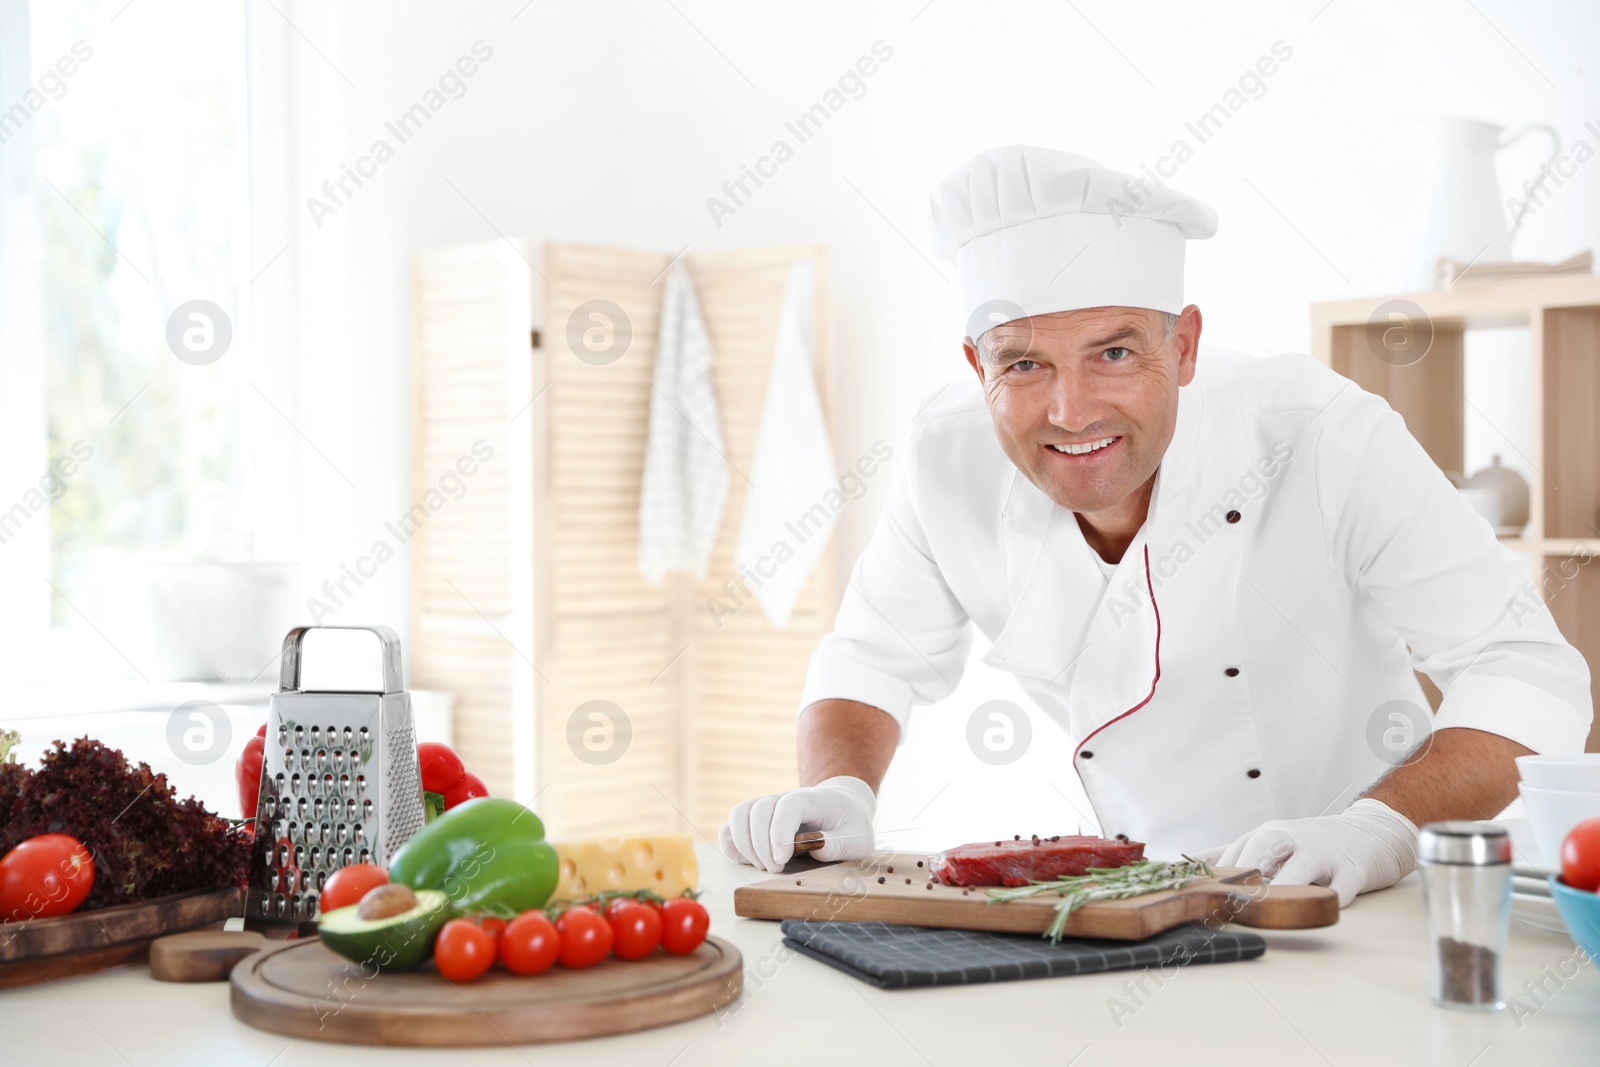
6,843,1598,1066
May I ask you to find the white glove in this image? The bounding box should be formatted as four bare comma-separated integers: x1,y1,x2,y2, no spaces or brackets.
718,775,876,873
1194,797,1420,908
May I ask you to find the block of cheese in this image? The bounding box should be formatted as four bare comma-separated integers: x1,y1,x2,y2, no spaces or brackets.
551,836,699,901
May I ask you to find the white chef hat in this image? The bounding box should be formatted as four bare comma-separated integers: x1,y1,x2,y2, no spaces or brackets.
928,145,1218,341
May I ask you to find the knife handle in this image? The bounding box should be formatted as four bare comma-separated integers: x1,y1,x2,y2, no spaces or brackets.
792,830,826,854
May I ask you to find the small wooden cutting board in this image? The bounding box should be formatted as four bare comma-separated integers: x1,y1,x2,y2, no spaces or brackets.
734,853,1337,941
0,887,242,988
150,931,269,982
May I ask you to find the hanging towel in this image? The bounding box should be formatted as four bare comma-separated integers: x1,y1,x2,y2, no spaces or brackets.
638,261,728,582
734,259,838,628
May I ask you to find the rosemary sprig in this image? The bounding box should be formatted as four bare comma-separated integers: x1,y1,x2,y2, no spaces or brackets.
986,856,1213,942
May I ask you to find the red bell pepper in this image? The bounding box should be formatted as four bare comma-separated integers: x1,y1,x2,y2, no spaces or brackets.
442,772,489,809
237,725,266,823
417,741,465,794
416,742,487,815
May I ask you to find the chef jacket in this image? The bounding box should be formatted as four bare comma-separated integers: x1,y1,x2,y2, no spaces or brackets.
800,346,1593,857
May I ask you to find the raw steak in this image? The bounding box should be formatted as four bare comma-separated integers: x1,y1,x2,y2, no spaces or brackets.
928,835,1146,887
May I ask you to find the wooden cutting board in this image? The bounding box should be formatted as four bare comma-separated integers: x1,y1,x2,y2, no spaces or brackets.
150,930,270,982
0,887,243,988
733,853,1337,941
231,935,742,1046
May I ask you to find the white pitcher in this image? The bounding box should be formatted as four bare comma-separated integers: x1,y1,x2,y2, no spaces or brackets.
1405,116,1561,289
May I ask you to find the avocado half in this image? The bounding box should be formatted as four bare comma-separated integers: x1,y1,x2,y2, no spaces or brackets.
318,888,454,971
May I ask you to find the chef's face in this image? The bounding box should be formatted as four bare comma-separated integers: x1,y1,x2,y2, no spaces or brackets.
964,305,1202,516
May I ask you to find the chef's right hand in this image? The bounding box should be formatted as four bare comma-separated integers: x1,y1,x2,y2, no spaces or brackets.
718,775,876,873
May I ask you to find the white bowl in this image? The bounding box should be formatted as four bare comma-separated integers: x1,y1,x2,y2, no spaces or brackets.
1516,754,1600,792
1519,783,1600,867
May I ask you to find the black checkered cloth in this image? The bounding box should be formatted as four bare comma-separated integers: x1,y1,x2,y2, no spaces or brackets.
779,920,1266,989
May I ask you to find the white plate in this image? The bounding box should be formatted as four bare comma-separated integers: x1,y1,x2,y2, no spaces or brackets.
1513,874,1553,898
1512,890,1569,935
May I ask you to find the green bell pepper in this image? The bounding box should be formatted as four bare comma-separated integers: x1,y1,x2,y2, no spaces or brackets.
388,796,558,917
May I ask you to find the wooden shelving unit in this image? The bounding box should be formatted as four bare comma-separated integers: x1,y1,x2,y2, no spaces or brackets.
1311,274,1600,750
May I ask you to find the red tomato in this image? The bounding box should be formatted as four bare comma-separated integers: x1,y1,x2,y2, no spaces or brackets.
606,899,662,960
417,741,466,795
556,906,613,968
320,863,389,913
1561,818,1600,892
442,772,490,809
0,835,94,922
475,915,507,943
236,735,265,821
256,722,267,738
434,918,496,982
659,899,710,956
500,911,560,976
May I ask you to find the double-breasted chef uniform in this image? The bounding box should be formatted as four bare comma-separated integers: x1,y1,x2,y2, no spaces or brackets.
798,344,1592,858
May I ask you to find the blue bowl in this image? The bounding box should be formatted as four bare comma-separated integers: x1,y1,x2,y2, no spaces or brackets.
1546,875,1600,965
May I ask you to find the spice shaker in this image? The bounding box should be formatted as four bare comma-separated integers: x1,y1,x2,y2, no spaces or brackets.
1418,821,1513,1011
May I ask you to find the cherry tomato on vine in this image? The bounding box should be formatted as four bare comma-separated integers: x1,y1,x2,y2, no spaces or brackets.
319,863,388,914
500,911,561,976
659,898,710,956
606,899,662,960
434,918,496,981
474,915,507,943
556,906,613,968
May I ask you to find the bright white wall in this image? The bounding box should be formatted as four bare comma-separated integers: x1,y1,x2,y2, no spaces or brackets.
267,0,1600,846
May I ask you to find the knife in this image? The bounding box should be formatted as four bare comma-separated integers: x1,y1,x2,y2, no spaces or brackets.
792,830,826,854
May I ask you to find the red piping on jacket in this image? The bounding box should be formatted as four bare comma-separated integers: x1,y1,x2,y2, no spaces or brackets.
1072,542,1162,765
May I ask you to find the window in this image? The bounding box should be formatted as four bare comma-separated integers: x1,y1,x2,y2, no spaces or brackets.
6,0,256,683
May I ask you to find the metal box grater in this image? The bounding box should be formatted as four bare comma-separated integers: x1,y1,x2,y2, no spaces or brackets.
247,625,426,922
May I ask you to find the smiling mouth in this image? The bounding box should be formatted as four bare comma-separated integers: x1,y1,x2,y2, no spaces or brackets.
1045,436,1121,457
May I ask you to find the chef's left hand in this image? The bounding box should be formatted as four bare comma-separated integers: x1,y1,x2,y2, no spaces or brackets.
1194,797,1420,908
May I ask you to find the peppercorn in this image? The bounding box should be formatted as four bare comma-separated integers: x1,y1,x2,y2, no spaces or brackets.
1437,937,1498,1004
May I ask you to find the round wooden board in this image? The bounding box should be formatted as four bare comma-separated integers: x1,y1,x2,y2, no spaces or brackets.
231,935,743,1047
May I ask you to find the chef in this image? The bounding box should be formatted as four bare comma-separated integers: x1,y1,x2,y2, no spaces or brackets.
717,145,1593,906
